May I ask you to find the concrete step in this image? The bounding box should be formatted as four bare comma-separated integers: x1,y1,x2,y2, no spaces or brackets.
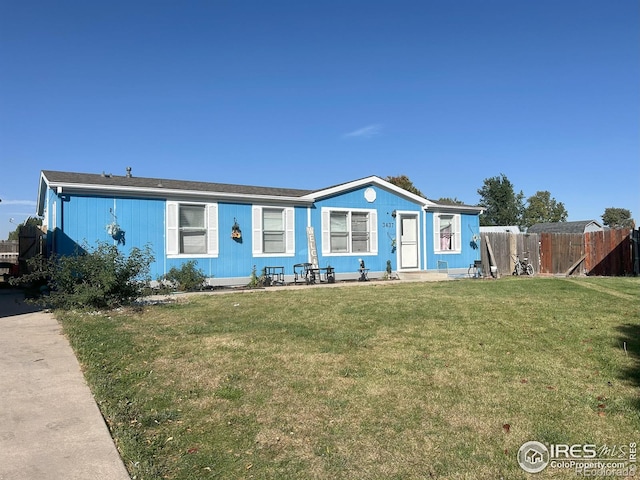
396,271,449,282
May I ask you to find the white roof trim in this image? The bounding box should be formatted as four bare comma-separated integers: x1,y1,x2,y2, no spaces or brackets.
36,172,49,216
304,175,436,206
40,181,314,205
430,203,485,214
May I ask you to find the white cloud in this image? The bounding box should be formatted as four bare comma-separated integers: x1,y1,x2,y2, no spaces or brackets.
343,124,382,139
0,200,36,206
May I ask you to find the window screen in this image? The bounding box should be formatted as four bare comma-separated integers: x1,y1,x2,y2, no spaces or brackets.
180,205,206,254
351,212,369,252
330,212,349,252
439,215,454,251
263,208,285,253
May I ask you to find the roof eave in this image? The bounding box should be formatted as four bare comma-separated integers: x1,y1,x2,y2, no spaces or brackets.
47,182,315,205
427,204,485,214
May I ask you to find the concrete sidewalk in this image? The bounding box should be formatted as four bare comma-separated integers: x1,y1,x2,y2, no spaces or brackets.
0,289,130,480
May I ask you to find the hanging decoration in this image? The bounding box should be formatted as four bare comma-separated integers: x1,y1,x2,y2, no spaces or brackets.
231,218,242,240
106,208,126,245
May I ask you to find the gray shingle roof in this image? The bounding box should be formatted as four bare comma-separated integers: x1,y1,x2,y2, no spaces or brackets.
41,170,314,198
527,221,600,234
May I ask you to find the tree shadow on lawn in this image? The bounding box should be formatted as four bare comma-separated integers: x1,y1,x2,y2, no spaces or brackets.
616,323,640,410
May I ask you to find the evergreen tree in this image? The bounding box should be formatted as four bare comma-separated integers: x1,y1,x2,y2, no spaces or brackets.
477,174,524,226
437,197,465,205
385,175,424,197
601,208,635,228
522,191,568,228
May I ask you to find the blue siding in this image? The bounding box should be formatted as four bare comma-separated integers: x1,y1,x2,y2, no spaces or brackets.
56,194,166,277
165,203,311,281
425,211,481,270
311,185,423,274
45,189,60,254
52,191,313,281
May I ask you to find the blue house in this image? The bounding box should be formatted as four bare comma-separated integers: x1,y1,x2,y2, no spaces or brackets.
36,169,483,285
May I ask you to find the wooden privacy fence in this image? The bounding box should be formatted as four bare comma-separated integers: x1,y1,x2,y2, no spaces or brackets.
480,232,540,276
584,229,633,276
481,229,635,277
539,233,584,275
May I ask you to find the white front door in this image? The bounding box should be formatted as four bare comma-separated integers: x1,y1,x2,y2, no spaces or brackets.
399,214,419,269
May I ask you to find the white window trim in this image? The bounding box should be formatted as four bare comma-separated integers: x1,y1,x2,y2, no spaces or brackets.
166,201,219,258
252,205,295,257
321,207,378,256
433,212,461,254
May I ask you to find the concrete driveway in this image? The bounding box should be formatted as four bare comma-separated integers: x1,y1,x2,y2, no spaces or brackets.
0,288,130,480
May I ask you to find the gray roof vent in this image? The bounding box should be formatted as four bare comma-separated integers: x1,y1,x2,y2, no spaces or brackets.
126,166,132,178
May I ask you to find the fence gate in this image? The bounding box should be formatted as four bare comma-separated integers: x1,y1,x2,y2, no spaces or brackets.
18,226,44,275
539,233,584,275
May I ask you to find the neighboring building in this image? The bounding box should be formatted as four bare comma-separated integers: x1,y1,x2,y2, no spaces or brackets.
0,240,19,263
36,170,484,285
479,226,521,234
527,220,603,235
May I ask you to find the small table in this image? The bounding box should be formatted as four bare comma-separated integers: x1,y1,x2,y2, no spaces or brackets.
263,266,285,286
294,263,313,284
320,266,335,283
293,264,335,284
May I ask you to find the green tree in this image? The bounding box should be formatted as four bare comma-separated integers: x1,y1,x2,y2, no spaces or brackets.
385,175,424,197
437,197,465,205
7,217,42,241
601,208,635,229
477,174,524,226
522,191,568,228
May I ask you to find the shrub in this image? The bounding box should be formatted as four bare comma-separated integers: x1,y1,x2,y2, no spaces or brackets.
12,242,154,310
161,260,207,291
247,265,266,288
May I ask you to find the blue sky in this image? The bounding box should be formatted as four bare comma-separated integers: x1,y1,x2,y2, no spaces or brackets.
1,0,638,240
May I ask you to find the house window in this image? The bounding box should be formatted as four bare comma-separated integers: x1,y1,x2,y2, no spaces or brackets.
434,213,461,253
166,202,218,256
263,208,285,253
180,205,206,254
322,208,377,255
329,212,348,252
351,212,370,252
252,206,295,256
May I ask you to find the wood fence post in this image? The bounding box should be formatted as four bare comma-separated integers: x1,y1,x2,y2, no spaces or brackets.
509,233,517,273
485,235,498,278
633,229,640,276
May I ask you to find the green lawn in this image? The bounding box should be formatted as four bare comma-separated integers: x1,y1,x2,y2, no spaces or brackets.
58,277,640,479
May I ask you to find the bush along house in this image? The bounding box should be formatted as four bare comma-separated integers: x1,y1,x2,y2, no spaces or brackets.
36,169,484,285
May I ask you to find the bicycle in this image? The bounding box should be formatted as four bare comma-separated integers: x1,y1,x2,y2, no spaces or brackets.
512,252,534,276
